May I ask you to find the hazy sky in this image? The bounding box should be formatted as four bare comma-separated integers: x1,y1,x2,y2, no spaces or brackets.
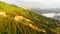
0,0,60,9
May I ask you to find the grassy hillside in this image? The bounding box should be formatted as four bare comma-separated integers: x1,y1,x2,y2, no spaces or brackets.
0,1,60,34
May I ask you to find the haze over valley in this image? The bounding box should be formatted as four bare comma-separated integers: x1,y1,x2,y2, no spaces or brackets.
30,8,60,20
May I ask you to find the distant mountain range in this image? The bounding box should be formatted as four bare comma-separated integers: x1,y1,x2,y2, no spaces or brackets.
30,8,60,20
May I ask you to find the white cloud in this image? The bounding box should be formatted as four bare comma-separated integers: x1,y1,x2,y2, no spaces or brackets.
1,0,60,9
20,0,40,1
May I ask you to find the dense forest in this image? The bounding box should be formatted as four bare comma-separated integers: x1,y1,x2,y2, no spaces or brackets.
0,1,60,34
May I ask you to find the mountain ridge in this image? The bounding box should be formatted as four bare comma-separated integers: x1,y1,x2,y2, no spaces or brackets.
0,1,60,34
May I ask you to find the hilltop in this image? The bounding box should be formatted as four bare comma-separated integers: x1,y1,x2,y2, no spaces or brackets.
0,1,60,34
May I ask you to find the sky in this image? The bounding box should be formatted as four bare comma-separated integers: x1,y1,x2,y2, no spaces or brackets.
0,0,60,9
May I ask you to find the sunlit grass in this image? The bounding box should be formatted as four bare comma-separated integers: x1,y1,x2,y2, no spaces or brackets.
0,1,60,34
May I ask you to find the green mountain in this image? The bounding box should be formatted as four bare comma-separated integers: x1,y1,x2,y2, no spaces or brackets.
0,1,60,34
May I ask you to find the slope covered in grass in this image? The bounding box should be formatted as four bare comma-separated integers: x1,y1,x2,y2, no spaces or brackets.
0,1,60,34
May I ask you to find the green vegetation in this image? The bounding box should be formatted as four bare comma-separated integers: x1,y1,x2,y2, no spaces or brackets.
0,1,60,34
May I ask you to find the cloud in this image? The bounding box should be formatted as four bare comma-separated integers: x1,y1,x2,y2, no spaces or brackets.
19,0,40,1
1,0,60,9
